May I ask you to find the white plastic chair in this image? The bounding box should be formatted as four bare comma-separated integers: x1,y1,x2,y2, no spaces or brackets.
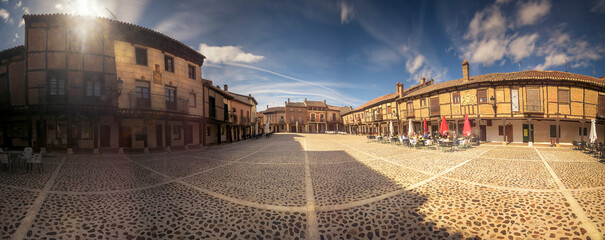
0,153,11,172
27,153,43,173
22,147,33,167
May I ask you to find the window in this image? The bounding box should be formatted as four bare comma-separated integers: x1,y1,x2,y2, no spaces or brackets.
78,116,92,139
290,108,294,112
135,128,147,141
579,127,587,136
599,95,605,116
0,74,9,105
240,109,244,123
452,92,460,104
209,96,216,118
308,107,312,110
84,72,103,97
164,55,174,72
550,125,557,138
406,102,414,117
310,113,315,121
135,47,148,66
48,70,66,96
430,97,440,116
173,125,181,140
387,106,392,114
189,93,196,107
526,88,541,111
165,87,176,110
224,104,229,121
477,89,488,103
511,88,520,112
332,113,336,121
188,65,196,79
498,126,504,136
558,89,569,104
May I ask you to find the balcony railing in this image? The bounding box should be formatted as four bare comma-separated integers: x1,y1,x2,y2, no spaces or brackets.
128,91,189,113
524,104,543,113
34,87,118,108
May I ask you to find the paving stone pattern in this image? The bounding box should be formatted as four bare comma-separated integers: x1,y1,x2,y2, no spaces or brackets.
0,133,603,239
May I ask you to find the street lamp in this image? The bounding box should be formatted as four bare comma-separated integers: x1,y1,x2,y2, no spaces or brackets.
490,96,497,110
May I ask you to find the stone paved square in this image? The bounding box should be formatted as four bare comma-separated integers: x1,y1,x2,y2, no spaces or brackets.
1,133,604,239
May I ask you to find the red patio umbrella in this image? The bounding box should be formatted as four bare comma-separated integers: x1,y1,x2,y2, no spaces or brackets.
423,118,428,135
440,115,448,135
463,114,472,137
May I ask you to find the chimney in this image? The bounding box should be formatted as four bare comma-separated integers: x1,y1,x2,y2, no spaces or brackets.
305,98,307,101
323,100,326,104
249,94,251,97
421,77,426,84
396,82,404,98
288,98,290,103
224,84,228,92
462,59,470,81
266,105,269,109
285,101,287,106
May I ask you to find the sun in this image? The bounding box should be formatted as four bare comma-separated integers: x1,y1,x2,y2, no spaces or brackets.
56,0,107,18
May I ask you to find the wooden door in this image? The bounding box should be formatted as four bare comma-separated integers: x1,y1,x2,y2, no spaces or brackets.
505,125,513,143
156,125,163,147
120,127,132,148
480,125,487,141
522,124,534,143
100,125,110,147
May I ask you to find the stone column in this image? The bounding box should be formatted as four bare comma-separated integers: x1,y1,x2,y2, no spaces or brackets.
117,115,124,154
556,119,560,147
165,118,171,152
502,119,507,145
528,118,533,147
93,115,100,154
66,113,73,155
580,120,585,143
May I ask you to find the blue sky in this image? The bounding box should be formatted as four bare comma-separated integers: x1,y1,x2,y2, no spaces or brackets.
1,0,604,110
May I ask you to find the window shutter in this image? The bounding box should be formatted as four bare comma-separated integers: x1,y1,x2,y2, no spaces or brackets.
558,89,569,104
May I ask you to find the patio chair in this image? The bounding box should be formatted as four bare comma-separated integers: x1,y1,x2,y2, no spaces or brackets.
27,153,43,173
425,139,435,150
22,147,33,167
0,153,12,172
415,140,424,149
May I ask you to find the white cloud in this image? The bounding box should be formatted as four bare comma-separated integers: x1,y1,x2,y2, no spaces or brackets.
14,0,20,8
204,63,366,109
534,53,566,70
592,0,605,12
1,0,7,3
0,8,9,22
200,44,265,64
155,11,205,41
533,31,604,70
517,0,551,26
460,1,553,65
405,55,425,74
339,1,354,24
465,6,506,40
22,6,28,14
507,33,539,62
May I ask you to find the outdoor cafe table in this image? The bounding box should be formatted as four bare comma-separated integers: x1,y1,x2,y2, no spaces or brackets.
5,150,25,167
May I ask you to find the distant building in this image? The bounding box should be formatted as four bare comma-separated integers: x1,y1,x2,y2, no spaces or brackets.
261,99,352,133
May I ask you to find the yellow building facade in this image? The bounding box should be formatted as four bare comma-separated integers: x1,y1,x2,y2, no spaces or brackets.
344,61,605,145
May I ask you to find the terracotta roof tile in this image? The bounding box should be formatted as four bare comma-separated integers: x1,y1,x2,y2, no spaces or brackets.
286,102,306,107
354,93,398,111
304,100,327,107
405,70,604,98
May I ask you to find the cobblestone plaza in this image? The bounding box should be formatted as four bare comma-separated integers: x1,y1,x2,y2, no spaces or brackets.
1,133,605,239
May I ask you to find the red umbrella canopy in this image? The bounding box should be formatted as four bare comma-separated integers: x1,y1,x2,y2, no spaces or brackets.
463,114,472,137
423,118,428,135
440,116,448,135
